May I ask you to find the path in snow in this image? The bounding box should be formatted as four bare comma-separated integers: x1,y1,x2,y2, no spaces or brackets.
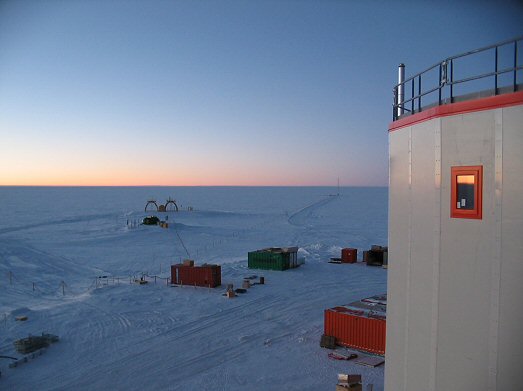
287,195,337,227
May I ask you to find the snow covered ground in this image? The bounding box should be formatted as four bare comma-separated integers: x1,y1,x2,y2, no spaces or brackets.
0,186,388,390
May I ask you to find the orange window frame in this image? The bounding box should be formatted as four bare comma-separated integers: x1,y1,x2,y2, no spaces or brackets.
451,165,483,219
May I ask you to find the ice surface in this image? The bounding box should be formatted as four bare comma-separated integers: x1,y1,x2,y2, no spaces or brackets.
0,186,387,390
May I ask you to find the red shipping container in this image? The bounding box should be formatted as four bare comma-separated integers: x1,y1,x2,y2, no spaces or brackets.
324,294,386,355
171,264,221,288
341,248,357,263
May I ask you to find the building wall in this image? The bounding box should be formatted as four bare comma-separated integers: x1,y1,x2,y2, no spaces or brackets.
386,127,410,390
386,97,523,391
437,109,496,390
498,104,523,391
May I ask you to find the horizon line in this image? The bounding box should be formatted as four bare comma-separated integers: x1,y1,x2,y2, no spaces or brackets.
0,184,388,188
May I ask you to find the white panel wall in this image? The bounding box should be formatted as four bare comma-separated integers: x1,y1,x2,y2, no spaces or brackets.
438,109,495,390
498,105,523,390
386,127,411,391
406,119,440,391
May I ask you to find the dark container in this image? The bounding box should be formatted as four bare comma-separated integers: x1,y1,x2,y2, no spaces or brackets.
320,334,336,349
366,250,384,266
171,264,221,288
142,216,160,225
341,248,357,263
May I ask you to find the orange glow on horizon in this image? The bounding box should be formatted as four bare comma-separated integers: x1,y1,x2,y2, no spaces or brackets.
0,171,372,187
0,177,360,187
1,157,381,187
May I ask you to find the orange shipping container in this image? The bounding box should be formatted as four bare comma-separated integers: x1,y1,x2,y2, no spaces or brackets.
324,294,386,355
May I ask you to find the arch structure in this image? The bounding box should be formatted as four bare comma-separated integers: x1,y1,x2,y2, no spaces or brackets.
165,197,179,212
144,200,159,212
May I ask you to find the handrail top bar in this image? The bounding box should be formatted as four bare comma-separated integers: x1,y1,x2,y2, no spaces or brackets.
447,35,523,61
393,36,523,90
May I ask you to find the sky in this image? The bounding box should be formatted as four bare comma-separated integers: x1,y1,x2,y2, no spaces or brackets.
0,0,522,186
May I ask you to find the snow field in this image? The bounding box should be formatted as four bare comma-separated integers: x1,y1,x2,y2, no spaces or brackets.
0,187,387,390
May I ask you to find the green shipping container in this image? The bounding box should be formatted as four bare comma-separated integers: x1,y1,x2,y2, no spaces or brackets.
248,251,290,271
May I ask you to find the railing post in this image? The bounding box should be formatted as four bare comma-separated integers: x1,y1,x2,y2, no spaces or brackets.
514,40,518,92
441,61,448,85
438,63,442,106
411,78,415,114
397,63,405,117
418,75,422,112
495,46,499,95
450,59,454,103
439,61,447,105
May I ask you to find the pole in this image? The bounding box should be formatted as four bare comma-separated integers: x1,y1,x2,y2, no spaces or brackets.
397,63,405,117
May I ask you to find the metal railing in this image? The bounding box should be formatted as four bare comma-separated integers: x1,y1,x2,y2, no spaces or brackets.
393,36,523,121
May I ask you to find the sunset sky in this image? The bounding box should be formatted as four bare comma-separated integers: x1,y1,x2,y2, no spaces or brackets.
1,0,522,186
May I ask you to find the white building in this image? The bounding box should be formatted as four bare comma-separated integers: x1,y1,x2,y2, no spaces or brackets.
386,38,523,391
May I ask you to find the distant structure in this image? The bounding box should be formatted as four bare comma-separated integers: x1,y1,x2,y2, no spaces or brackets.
386,37,523,391
142,216,160,225
14,333,59,354
165,197,179,211
144,197,179,212
144,199,159,212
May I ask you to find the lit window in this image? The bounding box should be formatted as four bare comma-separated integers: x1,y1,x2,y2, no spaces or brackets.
451,166,482,219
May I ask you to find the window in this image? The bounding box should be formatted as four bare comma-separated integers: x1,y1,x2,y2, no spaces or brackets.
451,166,483,219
